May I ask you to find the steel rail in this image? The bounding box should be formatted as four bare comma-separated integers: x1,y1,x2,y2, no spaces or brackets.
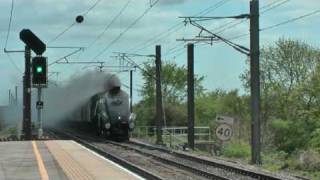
126,140,282,180
47,129,163,180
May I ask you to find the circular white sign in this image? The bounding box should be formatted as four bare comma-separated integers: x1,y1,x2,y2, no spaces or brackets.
215,124,233,141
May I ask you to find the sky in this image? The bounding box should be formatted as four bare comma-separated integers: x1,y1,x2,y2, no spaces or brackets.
0,0,319,105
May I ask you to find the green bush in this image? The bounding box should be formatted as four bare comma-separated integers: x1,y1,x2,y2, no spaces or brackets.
294,150,320,171
262,151,288,171
8,127,17,135
308,128,320,153
221,141,250,159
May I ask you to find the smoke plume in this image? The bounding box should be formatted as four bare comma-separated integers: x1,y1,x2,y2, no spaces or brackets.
39,70,114,126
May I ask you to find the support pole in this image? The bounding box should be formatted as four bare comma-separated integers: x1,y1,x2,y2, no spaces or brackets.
15,86,18,105
37,88,43,138
187,43,195,150
130,70,133,113
250,0,261,164
9,90,11,106
23,46,32,140
155,45,163,145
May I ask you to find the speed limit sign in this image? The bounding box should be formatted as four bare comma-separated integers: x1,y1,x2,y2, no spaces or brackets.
215,124,233,141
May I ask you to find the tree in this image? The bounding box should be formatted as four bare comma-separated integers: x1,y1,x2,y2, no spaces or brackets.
136,61,205,126
241,38,320,152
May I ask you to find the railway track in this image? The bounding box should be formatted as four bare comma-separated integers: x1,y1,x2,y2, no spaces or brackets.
46,129,163,180
105,140,297,180
125,140,288,180
47,128,300,180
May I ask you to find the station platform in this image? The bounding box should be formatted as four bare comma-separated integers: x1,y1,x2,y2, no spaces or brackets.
0,140,143,180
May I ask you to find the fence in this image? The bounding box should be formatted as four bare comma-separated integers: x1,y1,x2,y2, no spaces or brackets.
132,126,212,148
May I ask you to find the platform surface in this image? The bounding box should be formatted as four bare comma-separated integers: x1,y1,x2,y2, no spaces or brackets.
0,140,143,180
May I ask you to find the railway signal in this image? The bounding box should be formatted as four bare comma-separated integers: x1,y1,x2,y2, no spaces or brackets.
19,29,46,140
19,29,46,55
32,56,47,86
31,56,47,138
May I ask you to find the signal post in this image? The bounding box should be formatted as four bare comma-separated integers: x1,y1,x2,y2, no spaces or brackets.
32,56,47,138
20,29,47,140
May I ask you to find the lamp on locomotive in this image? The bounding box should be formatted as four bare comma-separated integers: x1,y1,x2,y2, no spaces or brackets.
32,56,47,85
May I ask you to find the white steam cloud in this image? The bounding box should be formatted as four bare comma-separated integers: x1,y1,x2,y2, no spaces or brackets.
0,70,116,129
39,70,114,126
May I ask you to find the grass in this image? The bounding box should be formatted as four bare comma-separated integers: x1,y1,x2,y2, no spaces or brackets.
0,126,18,138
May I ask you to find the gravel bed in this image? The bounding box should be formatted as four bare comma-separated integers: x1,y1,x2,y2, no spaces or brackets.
92,141,208,180
129,140,303,180
112,141,257,180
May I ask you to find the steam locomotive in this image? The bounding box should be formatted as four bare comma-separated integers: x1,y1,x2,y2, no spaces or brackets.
74,75,135,140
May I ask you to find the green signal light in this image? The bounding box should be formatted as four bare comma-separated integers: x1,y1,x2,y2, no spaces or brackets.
36,66,43,73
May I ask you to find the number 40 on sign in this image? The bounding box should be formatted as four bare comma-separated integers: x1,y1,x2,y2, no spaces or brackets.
215,123,233,141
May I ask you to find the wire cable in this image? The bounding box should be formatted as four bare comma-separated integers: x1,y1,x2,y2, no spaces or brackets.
261,9,320,31
49,0,104,43
130,23,184,53
168,4,319,60
197,0,231,16
174,8,320,58
92,0,160,61
128,0,232,54
205,0,290,38
261,0,290,14
83,0,103,16
6,53,23,73
260,0,284,10
3,0,22,73
4,0,14,49
87,0,132,49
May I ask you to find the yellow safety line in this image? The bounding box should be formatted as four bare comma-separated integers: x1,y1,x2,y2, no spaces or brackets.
32,141,49,180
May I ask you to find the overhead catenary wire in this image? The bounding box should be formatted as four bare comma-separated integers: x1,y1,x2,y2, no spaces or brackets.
127,0,232,54
166,31,250,60
6,53,22,73
165,0,290,58
162,0,232,52
86,0,132,49
260,0,279,10
196,0,232,16
164,42,185,56
4,0,14,50
260,0,290,14
128,23,184,53
3,0,22,73
207,7,320,47
158,0,235,58
180,6,320,57
91,0,160,61
83,0,103,16
260,9,320,31
121,83,142,92
49,48,84,66
175,8,320,58
260,0,287,11
208,0,291,37
164,0,292,61
49,0,104,43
